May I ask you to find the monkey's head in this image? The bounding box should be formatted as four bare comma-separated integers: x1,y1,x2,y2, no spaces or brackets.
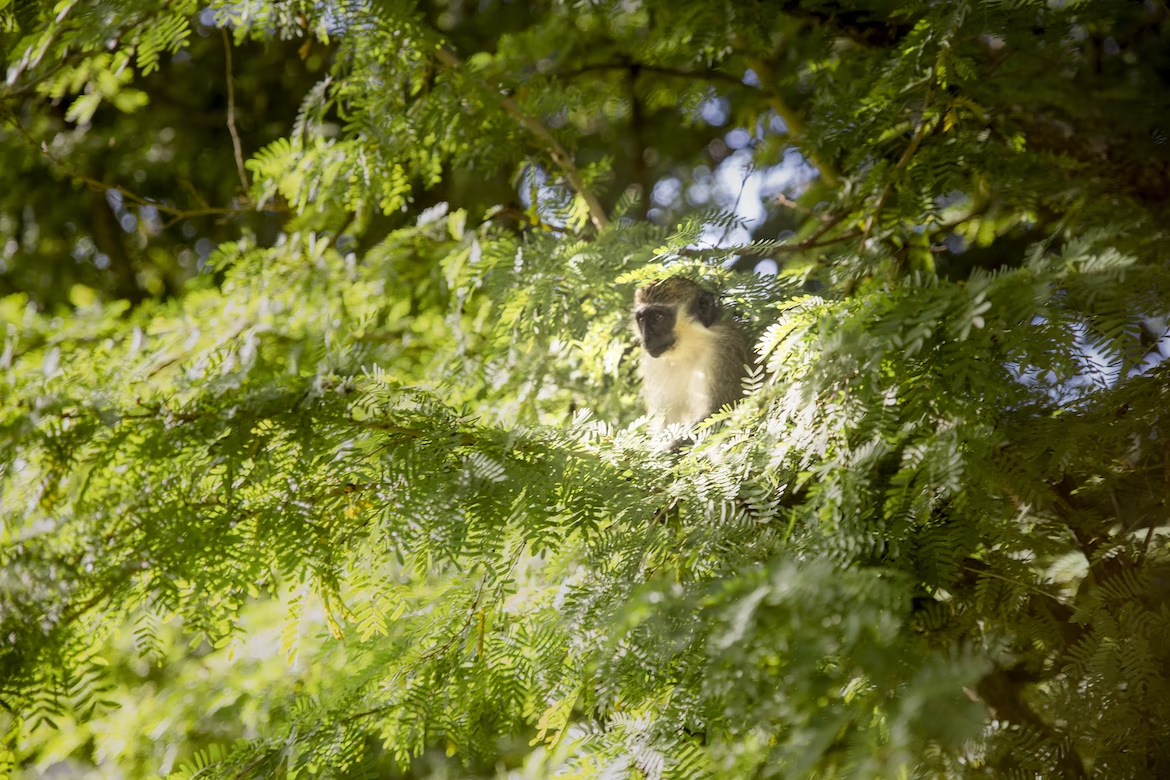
633,277,721,358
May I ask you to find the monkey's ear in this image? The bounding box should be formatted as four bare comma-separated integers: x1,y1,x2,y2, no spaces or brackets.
693,290,719,327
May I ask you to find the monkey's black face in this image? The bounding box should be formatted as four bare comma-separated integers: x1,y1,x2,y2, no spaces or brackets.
635,305,677,357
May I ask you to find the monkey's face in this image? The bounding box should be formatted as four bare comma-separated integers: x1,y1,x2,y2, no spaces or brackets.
633,278,721,358
635,304,678,357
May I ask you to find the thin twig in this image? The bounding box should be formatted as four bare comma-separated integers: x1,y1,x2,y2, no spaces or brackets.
328,212,356,251
863,69,937,242
160,207,248,229
983,48,1015,78
2,9,160,101
715,159,755,247
348,417,478,446
15,121,252,225
774,193,832,221
894,81,936,170
802,209,849,244
343,576,490,725
627,67,651,220
779,229,862,253
513,53,840,199
433,45,610,232
180,179,211,209
222,27,250,193
0,57,75,101
681,226,860,260
960,565,1071,607
557,61,747,87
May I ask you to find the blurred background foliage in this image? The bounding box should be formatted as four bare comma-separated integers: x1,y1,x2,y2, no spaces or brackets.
2,0,1170,778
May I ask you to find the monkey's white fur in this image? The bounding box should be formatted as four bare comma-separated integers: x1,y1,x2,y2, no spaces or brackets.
639,314,722,428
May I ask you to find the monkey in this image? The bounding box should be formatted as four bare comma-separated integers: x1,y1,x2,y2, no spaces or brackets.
631,277,751,432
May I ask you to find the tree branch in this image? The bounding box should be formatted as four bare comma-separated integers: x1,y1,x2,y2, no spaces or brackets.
221,27,250,193
864,69,937,241
64,163,246,225
747,57,841,188
628,67,651,220
557,61,747,87
976,665,1088,779
17,122,261,227
557,55,841,190
680,223,860,260
774,193,833,221
433,45,610,232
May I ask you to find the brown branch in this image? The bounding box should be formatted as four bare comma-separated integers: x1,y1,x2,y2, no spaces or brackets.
894,81,936,170
221,27,250,193
802,209,849,244
0,57,76,101
864,70,937,241
328,212,356,251
2,9,160,102
681,225,860,260
60,571,136,625
777,229,862,253
556,54,841,191
557,61,747,87
774,194,833,221
976,665,1088,779
63,168,244,225
347,417,478,446
180,179,212,209
628,68,651,221
959,564,1071,607
433,45,610,232
342,576,490,725
14,121,256,226
747,57,840,188
159,207,244,229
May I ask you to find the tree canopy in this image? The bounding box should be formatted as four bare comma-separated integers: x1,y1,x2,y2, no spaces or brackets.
2,1,1170,778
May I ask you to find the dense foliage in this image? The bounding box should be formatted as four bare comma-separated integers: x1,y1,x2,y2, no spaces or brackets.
3,0,1170,777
